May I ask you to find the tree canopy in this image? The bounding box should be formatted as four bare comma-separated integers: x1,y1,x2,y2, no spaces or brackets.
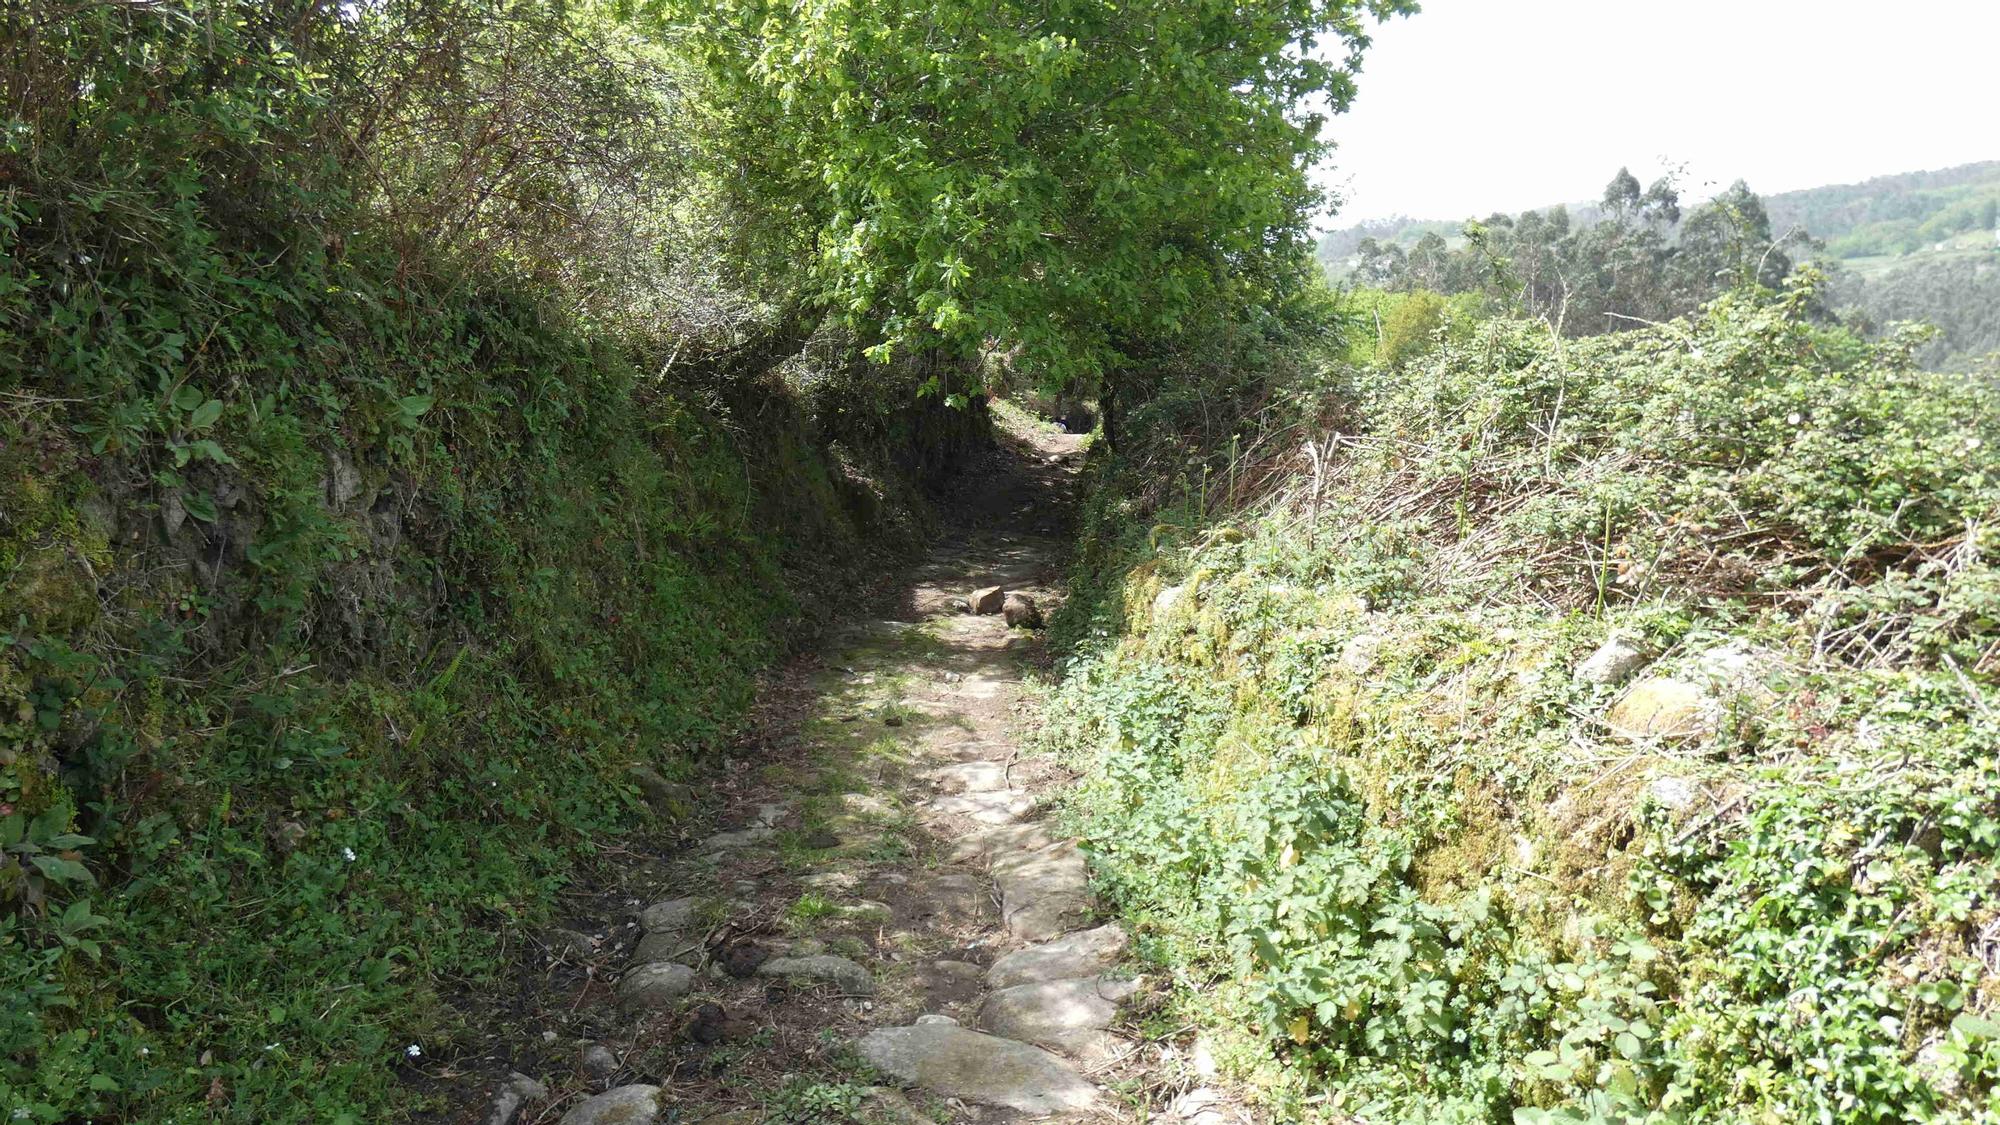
665,0,1414,392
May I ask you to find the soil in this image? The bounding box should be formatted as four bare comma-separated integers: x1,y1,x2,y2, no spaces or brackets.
434,409,1200,1124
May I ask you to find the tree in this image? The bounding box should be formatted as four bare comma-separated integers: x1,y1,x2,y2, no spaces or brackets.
1602,167,1643,218
667,0,1417,398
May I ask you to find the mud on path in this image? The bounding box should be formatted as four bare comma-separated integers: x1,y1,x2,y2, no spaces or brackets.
450,410,1195,1125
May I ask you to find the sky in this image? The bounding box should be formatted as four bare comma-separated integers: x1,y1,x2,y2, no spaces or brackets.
1316,0,2000,226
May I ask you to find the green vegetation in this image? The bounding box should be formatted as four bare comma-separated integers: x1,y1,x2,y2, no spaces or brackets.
0,3,977,1119
673,0,1415,399
1043,275,2000,1122
0,0,1418,1118
1323,160,2000,368
11,0,1994,1121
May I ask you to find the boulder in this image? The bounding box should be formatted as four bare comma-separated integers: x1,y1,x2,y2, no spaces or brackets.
579,1043,620,1079
757,954,875,995
638,897,702,934
615,963,695,1014
1002,593,1042,629
969,586,1006,614
1604,677,1713,740
987,923,1130,989
855,1025,1100,1114
558,1085,661,1125
1575,633,1652,686
631,929,702,967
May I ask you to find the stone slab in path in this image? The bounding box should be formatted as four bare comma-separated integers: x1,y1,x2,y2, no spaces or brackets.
994,838,1094,941
978,975,1139,1059
987,923,1131,989
856,1024,1101,1115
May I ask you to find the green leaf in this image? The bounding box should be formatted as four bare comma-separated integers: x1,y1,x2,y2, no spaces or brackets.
189,398,224,430
188,440,235,465
30,854,94,886
183,492,218,523
172,385,203,411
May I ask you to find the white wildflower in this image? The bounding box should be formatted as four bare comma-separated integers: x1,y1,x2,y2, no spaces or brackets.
405,1043,422,1059
1787,412,1803,426
342,847,357,862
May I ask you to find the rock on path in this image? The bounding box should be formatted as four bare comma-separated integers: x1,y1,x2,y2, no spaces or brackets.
559,1084,661,1125
484,423,1169,1122
994,838,1095,940
856,1024,1101,1115
987,922,1131,989
756,953,875,995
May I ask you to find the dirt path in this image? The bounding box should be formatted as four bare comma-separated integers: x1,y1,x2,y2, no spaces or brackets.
465,411,1170,1125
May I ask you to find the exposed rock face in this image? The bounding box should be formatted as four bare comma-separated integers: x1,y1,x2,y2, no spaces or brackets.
855,1025,1100,1115
1576,633,1652,686
614,963,695,1014
970,585,1007,614
1002,592,1042,628
558,1085,662,1125
987,923,1130,989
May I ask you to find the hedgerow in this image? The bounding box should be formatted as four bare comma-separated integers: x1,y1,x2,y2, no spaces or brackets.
0,3,978,1119
1042,277,2000,1122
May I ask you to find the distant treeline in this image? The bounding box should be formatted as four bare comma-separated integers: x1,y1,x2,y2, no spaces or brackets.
1323,162,2000,367
1340,171,1802,335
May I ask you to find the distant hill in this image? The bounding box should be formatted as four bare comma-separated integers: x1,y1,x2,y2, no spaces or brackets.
1762,160,2000,261
1320,160,2000,368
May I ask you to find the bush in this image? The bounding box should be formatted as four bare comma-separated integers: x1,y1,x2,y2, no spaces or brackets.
1043,279,2000,1123
0,3,978,1118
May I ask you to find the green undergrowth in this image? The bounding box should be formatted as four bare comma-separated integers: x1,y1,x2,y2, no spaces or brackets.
1041,281,2000,1123
0,6,982,1120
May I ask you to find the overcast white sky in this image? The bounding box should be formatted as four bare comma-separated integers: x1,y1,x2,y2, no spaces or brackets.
1317,0,2000,225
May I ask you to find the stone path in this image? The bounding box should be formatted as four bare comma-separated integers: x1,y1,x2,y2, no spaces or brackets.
461,414,1208,1124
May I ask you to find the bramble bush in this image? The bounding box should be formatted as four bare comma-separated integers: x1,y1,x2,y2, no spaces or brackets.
1042,278,2000,1122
